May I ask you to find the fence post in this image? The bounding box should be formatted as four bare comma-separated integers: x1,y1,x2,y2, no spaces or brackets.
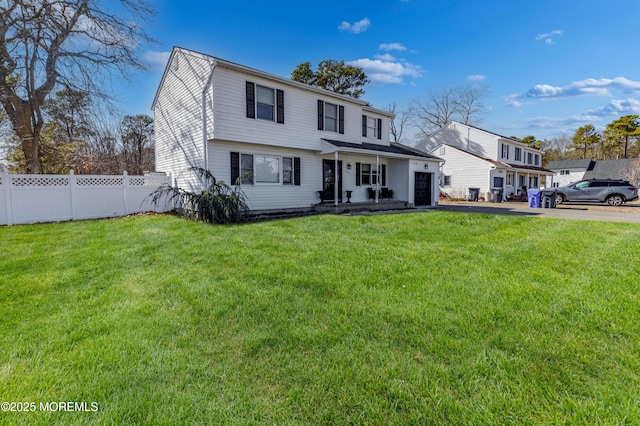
2,169,13,226
123,171,129,215
69,170,77,221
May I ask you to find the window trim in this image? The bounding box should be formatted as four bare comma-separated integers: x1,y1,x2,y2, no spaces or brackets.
231,152,300,186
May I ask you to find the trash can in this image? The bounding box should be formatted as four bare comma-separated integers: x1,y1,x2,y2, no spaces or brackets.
485,191,493,203
468,187,480,202
527,189,541,208
541,189,557,208
491,188,503,203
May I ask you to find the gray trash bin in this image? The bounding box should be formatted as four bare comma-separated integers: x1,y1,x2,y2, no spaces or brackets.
541,189,557,208
468,187,480,202
491,188,503,203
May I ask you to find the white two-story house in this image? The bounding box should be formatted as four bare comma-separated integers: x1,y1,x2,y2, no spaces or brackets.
414,121,553,200
153,47,442,213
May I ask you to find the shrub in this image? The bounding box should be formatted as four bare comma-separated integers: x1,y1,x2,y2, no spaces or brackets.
148,167,250,224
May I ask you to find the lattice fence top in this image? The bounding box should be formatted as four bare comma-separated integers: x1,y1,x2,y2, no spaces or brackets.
136,177,168,186
2,173,169,188
11,176,69,187
77,177,123,187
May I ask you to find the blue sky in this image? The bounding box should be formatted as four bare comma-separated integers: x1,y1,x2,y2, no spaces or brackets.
123,0,640,142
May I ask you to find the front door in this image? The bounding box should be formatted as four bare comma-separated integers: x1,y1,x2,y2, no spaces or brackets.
414,172,432,206
323,159,342,202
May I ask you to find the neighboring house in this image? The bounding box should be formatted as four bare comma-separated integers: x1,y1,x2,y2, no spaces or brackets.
546,159,595,187
153,47,442,212
414,121,553,200
547,158,640,187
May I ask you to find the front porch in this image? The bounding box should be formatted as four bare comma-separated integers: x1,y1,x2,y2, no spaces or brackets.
313,199,412,214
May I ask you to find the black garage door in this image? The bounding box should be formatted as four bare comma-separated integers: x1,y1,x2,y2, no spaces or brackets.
414,172,432,206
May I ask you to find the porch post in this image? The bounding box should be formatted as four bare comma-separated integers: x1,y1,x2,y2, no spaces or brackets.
334,151,339,206
375,155,379,204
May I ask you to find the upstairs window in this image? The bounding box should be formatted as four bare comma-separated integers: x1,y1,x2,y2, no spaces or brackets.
501,143,509,159
325,103,338,132
527,152,533,164
514,147,522,161
256,86,275,121
318,100,344,134
534,154,540,166
362,115,382,139
246,81,284,123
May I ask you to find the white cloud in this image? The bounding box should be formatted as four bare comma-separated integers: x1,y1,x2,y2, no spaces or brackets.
507,77,640,107
142,51,171,72
375,53,396,61
467,74,486,82
535,29,564,44
379,42,407,52
584,98,640,117
347,57,423,84
338,18,371,34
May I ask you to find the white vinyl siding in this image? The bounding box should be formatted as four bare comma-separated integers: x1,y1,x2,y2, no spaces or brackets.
209,141,317,211
211,67,370,150
154,50,212,191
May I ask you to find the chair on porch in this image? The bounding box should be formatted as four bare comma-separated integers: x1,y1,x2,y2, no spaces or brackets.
367,187,376,200
380,187,393,200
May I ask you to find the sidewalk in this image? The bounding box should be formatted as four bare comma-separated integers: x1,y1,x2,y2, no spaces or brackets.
436,199,640,223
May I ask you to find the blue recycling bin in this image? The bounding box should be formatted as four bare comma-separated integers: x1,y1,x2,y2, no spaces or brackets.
528,189,541,208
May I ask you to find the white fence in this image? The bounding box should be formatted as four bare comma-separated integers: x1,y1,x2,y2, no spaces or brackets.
0,170,172,226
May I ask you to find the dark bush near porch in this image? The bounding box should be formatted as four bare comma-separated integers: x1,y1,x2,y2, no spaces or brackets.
148,167,250,224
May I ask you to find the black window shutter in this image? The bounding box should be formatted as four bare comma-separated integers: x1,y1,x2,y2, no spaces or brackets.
317,100,324,130
276,89,285,124
230,152,240,184
294,157,301,186
382,164,387,186
339,105,345,134
246,82,255,119
362,115,367,137
377,119,382,140
355,162,361,186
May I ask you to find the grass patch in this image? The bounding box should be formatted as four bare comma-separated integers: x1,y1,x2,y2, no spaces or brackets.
1,212,639,424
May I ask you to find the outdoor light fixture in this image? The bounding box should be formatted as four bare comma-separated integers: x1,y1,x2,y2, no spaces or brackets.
347,162,352,170
424,164,429,169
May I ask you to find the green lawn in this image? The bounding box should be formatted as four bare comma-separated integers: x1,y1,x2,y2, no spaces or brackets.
1,212,640,425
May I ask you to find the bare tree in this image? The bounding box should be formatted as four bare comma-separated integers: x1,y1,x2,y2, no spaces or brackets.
411,84,489,136
386,102,412,143
620,158,640,187
0,0,155,173
120,114,153,175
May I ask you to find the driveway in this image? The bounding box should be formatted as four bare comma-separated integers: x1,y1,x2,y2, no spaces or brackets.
435,200,640,223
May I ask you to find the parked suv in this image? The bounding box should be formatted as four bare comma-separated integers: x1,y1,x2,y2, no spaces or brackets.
555,179,639,206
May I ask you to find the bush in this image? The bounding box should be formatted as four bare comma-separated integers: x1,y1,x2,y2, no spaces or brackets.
148,167,250,224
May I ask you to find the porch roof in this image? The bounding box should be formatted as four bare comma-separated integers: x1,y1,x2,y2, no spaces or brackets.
503,163,555,175
320,139,442,161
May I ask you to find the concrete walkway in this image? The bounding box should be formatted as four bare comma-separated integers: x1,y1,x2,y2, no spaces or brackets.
435,200,640,223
